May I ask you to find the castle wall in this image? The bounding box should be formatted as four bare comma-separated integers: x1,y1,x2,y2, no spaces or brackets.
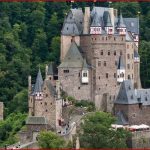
58,68,91,100
115,104,150,125
61,35,80,61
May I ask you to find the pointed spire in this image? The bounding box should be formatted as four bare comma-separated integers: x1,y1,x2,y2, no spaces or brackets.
117,55,125,69
104,11,112,27
33,68,43,94
117,12,126,28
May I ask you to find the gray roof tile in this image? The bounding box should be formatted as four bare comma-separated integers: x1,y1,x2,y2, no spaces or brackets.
47,62,57,75
115,80,138,104
117,13,126,28
58,42,83,68
26,116,47,125
33,69,43,94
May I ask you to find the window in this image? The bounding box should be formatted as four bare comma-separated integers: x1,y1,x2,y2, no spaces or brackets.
114,73,116,78
104,61,106,66
121,72,124,77
99,76,100,80
49,77,51,80
78,87,80,89
109,29,112,32
64,70,69,73
83,73,87,77
114,37,116,41
102,37,104,41
120,51,122,55
101,50,103,55
114,51,116,56
67,27,68,30
45,102,47,106
127,54,130,59
106,37,107,40
128,75,131,79
108,51,110,55
127,64,130,69
98,61,101,66
79,72,80,77
106,73,108,78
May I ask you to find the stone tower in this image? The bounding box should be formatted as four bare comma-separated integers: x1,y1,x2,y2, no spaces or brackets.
28,67,62,130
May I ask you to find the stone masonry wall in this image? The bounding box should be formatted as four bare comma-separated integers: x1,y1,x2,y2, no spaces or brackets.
115,104,150,125
58,68,91,101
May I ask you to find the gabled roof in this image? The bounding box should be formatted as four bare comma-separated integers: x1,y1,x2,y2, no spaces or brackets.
33,69,43,94
117,13,126,28
115,80,138,104
124,18,139,34
47,62,57,75
117,55,125,69
58,42,83,68
116,111,128,125
26,116,47,125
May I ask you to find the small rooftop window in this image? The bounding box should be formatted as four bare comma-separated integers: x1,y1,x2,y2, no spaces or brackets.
145,97,148,101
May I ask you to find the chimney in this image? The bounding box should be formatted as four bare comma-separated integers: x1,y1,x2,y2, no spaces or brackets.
108,8,115,34
83,7,90,34
28,75,31,94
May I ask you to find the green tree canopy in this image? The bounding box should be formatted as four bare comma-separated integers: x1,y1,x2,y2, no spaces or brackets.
38,131,65,148
79,112,130,148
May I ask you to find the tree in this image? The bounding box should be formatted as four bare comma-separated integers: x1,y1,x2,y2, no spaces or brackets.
79,112,130,148
38,131,65,148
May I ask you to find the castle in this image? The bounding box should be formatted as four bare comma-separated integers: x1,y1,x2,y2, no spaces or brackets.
26,6,150,142
59,6,140,112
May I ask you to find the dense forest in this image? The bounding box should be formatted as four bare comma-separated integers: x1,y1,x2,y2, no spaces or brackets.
0,1,149,147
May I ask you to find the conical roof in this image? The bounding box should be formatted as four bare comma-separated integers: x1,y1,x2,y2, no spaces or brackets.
103,11,112,27
59,41,83,68
91,12,102,27
117,13,126,28
117,55,125,69
47,62,57,75
33,68,43,94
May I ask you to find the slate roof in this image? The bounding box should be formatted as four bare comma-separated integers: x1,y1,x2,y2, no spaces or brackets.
117,13,126,28
126,31,134,42
58,42,83,68
115,80,150,106
47,62,57,75
117,55,125,69
61,8,83,35
103,11,112,27
136,89,150,106
46,80,57,97
116,111,129,125
115,80,138,104
33,69,43,94
134,50,139,58
26,116,47,125
124,18,139,34
91,12,102,27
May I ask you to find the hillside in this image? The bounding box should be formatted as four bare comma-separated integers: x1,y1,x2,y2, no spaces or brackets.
0,2,149,146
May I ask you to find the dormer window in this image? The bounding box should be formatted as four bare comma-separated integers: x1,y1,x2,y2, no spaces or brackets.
83,73,87,77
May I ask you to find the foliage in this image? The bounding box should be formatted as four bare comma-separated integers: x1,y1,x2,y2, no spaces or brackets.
38,131,65,148
79,112,130,148
75,100,95,111
0,112,27,147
